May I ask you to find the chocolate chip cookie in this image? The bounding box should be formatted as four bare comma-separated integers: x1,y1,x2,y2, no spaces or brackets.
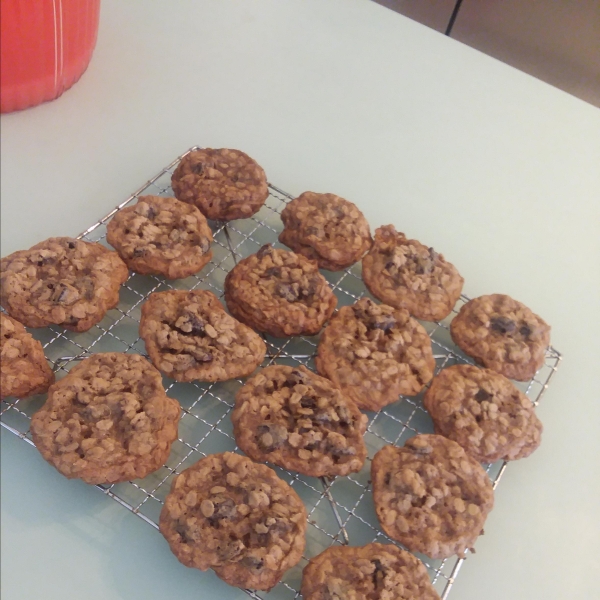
30,353,180,484
423,365,542,463
315,298,435,411
301,543,440,600
450,294,551,381
1,237,128,332
224,244,337,338
232,365,367,477
1,313,54,400
106,195,213,279
159,451,307,591
371,435,494,559
278,192,372,270
362,225,464,321
139,289,266,382
171,148,269,221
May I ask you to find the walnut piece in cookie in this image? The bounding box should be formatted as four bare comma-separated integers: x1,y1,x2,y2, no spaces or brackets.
279,192,372,270
0,237,128,332
159,452,307,591
301,543,440,600
139,289,266,382
362,225,464,321
106,195,213,279
423,364,542,463
232,365,367,477
371,435,494,559
450,294,551,381
30,353,180,484
171,148,269,221
224,244,337,338
315,297,435,411
1,313,54,400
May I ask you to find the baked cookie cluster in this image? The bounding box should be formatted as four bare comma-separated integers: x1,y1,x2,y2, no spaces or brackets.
1,147,554,594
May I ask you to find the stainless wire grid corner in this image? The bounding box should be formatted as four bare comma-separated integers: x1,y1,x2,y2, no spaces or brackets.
0,147,562,599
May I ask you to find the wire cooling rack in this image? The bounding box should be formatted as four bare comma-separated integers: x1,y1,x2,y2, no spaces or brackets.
1,147,562,599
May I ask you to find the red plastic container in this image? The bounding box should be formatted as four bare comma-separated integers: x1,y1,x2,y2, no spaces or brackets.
1,0,101,113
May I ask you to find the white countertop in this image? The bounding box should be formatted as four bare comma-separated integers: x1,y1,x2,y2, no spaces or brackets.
2,1,599,599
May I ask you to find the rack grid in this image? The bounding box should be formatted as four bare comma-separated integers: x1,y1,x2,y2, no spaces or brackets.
0,147,562,599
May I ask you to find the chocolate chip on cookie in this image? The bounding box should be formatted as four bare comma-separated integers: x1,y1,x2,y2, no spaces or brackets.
279,192,372,270
1,237,128,332
362,225,464,321
171,148,269,221
106,195,213,279
139,289,266,382
316,297,435,411
159,452,306,590
224,244,337,337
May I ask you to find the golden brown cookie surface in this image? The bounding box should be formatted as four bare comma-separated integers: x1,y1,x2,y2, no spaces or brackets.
106,195,213,279
362,225,463,321
279,192,372,270
159,452,306,591
371,435,494,559
0,313,54,400
232,365,367,477
1,237,128,332
171,148,268,221
30,353,180,484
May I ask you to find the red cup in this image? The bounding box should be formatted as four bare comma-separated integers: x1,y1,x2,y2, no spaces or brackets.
1,0,101,113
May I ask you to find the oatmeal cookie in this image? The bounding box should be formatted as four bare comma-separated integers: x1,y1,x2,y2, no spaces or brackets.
315,298,435,411
278,192,372,270
1,313,54,400
224,244,337,338
301,543,440,600
450,294,550,381
423,365,542,463
30,353,180,484
1,237,128,332
106,195,213,279
232,365,367,477
362,225,464,321
139,289,266,382
371,435,494,559
159,452,306,590
171,148,269,221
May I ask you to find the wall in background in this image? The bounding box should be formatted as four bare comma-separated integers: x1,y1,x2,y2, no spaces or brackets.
373,0,600,107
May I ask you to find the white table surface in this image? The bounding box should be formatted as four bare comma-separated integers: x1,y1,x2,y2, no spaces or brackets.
2,1,599,599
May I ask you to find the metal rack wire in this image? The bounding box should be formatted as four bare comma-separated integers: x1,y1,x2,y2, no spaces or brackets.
0,147,562,599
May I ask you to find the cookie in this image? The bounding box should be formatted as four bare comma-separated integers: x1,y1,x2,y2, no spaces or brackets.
224,244,337,338
278,192,372,271
159,451,306,591
301,543,440,600
315,298,435,411
30,353,180,484
371,435,494,559
171,148,269,221
362,225,464,321
450,294,551,381
1,313,54,400
106,195,213,279
1,237,128,332
139,289,266,382
232,365,368,478
423,365,542,463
